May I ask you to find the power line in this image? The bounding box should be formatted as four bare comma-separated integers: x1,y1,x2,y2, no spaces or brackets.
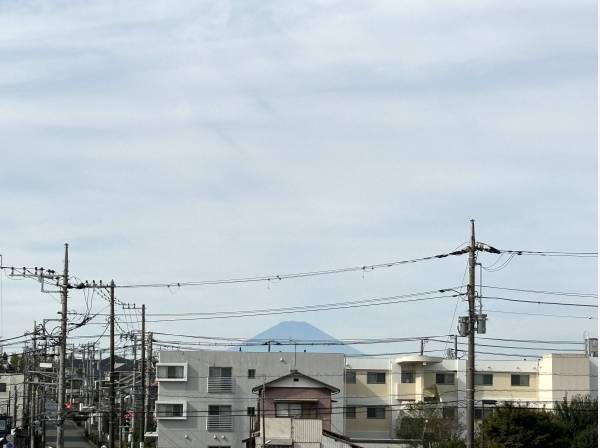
482,296,598,308
480,285,597,298
498,250,597,258
107,249,470,289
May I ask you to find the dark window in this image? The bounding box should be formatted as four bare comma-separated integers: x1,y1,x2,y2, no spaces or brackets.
209,367,232,378
248,369,256,379
367,406,386,419
345,406,356,419
247,407,255,416
275,402,318,418
345,371,356,384
157,403,184,418
209,405,232,415
157,365,185,379
0,383,6,393
367,372,386,384
475,374,493,386
401,372,415,384
435,373,455,385
511,374,530,386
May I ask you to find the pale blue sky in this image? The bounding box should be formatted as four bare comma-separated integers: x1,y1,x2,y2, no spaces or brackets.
0,0,596,356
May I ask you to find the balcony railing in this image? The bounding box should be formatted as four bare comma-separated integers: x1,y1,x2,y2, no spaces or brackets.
207,377,233,393
207,415,233,431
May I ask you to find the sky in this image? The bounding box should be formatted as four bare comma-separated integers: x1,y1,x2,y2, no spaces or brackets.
0,0,597,358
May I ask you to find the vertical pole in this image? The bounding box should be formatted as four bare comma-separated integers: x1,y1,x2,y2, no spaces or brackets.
131,334,136,448
140,305,145,448
420,339,424,356
30,323,37,448
109,281,116,448
145,332,152,434
261,378,266,448
57,243,68,448
454,335,458,360
70,345,75,405
466,220,476,448
12,387,17,427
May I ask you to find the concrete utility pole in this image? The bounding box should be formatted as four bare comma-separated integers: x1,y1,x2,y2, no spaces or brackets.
57,243,69,448
144,332,152,435
131,334,137,448
109,281,116,448
140,304,145,448
466,220,476,448
70,345,75,405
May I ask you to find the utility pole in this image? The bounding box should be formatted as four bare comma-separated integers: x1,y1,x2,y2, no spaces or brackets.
130,334,137,448
30,322,37,448
109,281,116,448
57,243,68,448
144,332,152,435
140,304,145,448
70,345,75,406
466,220,476,448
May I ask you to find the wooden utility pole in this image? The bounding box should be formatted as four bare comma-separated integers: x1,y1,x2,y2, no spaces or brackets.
140,304,145,448
57,243,68,448
466,220,476,448
109,281,116,448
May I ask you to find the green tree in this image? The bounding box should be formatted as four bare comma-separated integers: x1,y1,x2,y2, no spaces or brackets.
554,395,597,448
481,403,569,448
8,353,23,372
396,402,465,448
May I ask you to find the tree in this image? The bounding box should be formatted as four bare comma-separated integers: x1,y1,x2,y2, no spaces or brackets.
396,402,465,448
554,395,597,448
480,403,569,448
8,353,23,372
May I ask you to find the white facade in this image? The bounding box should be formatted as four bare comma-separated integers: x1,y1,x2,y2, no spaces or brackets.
156,351,345,448
0,374,25,428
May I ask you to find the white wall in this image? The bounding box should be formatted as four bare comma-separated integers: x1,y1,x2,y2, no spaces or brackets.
156,351,345,448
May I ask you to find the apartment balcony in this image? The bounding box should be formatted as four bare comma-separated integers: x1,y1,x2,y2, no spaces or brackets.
207,377,234,393
396,383,417,401
206,415,233,431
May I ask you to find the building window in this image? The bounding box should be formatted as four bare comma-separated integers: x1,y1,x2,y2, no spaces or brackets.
208,367,233,393
345,371,356,384
367,406,386,419
401,371,416,384
156,363,187,381
248,369,256,379
156,402,186,419
345,406,356,419
475,374,493,386
511,374,530,387
275,402,318,418
0,383,6,393
474,403,495,420
435,373,455,385
207,405,233,431
367,372,386,384
247,407,255,416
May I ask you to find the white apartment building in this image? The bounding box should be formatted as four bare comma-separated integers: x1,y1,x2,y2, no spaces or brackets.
0,374,25,428
155,351,346,448
156,348,597,447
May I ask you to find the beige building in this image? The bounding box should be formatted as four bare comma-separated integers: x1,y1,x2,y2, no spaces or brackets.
344,351,598,440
